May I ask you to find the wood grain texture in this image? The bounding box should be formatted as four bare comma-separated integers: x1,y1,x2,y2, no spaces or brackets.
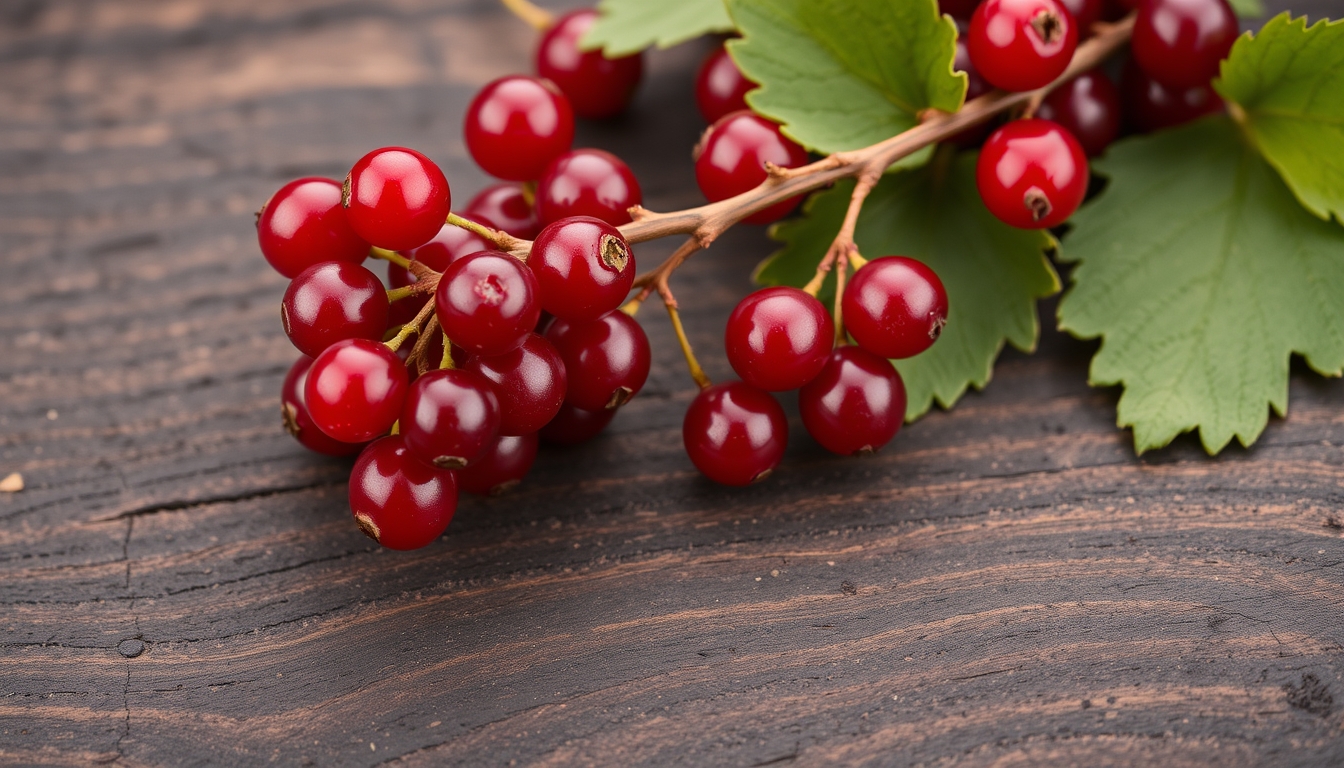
3,0,1344,765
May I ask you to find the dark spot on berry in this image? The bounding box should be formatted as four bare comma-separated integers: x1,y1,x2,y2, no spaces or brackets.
599,234,630,273
1024,187,1052,221
605,386,633,409
341,174,352,208
432,455,468,469
1031,9,1064,44
474,274,506,305
354,512,381,542
281,402,301,438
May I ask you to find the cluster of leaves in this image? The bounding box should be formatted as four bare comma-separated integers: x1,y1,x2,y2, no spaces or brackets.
587,0,1344,456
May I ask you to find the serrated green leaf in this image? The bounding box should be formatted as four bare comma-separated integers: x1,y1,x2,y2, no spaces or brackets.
582,0,735,57
1215,14,1344,223
1228,0,1264,19
1058,117,1344,455
759,153,1059,420
726,0,964,162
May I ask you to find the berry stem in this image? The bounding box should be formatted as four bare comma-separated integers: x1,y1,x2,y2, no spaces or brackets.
498,0,554,30
385,297,437,353
446,212,528,257
386,284,430,303
440,332,454,370
660,289,711,391
369,246,412,270
407,314,442,376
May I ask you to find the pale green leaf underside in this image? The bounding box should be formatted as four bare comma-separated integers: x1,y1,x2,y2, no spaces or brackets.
1216,13,1344,223
1058,117,1344,455
582,0,734,57
759,154,1059,421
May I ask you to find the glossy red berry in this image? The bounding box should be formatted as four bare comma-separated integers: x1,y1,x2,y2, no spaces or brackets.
435,250,540,356
799,346,907,456
464,76,575,182
976,118,1089,229
536,149,642,227
466,183,540,240
399,368,501,469
842,256,949,360
545,311,651,411
725,287,833,392
968,0,1077,92
1131,0,1238,90
535,9,644,120
282,262,389,358
1120,56,1225,133
257,178,369,278
305,338,408,443
1058,0,1102,37
682,381,787,486
695,45,753,124
349,435,458,551
386,220,494,328
462,333,567,436
695,111,809,225
1035,70,1122,157
539,402,616,444
947,38,998,149
458,433,540,496
529,216,635,322
343,147,451,251
281,355,365,456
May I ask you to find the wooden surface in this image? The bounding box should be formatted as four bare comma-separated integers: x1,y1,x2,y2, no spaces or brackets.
3,0,1344,765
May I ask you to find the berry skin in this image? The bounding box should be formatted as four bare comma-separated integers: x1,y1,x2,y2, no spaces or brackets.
257,178,369,278
462,333,567,436
343,147,452,251
968,0,1077,93
349,435,458,551
458,433,540,496
947,38,998,149
281,355,365,456
695,45,754,124
536,149,642,227
386,220,494,328
799,346,907,455
545,312,651,411
1035,70,1122,157
535,9,644,120
682,381,788,486
529,217,636,322
399,368,501,469
695,111,809,225
465,76,575,182
282,262,389,358
305,338,408,443
975,118,1089,229
843,256,949,360
724,287,833,392
1131,0,1238,90
1120,56,1225,133
466,183,540,240
435,250,541,356
1057,0,1103,38
539,402,616,444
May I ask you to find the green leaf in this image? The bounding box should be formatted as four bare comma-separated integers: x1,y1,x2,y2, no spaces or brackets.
726,0,964,161
581,0,735,57
1228,0,1264,19
759,152,1059,420
1216,13,1344,222
1057,117,1344,455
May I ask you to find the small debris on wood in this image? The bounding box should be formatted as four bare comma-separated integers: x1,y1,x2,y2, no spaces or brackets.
841,580,857,595
0,473,22,493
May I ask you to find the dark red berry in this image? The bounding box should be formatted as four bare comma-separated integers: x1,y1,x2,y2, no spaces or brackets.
464,76,575,182
462,333,567,436
940,0,982,20
343,147,451,251
257,178,369,278
465,183,540,240
458,433,539,496
539,402,616,444
1120,56,1225,133
281,355,365,456
535,9,644,120
399,368,501,469
725,287,833,392
947,38,997,149
386,219,494,328
1132,0,1237,90
349,435,457,551
799,346,907,455
842,256,949,360
305,338,408,443
695,111,809,225
1057,0,1102,37
968,0,1077,92
282,261,389,358
435,250,540,356
536,149,642,227
975,118,1088,229
695,45,753,124
529,216,636,322
1035,70,1121,157
545,311,651,411
682,381,787,486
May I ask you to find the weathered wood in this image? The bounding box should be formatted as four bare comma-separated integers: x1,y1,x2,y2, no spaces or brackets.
2,0,1343,765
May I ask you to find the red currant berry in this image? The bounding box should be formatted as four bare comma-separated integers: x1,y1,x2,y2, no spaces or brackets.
947,38,998,149
975,118,1088,229
465,76,575,182
682,381,788,486
1132,0,1237,90
462,333,567,436
1035,70,1121,157
1057,0,1102,38
968,0,1077,92
257,178,369,278
529,216,636,322
458,433,539,496
343,147,451,251
539,402,616,444
399,368,501,469
940,0,982,21
281,355,365,456
695,111,809,225
465,183,540,240
799,346,907,455
535,9,644,120
694,44,753,124
536,149,642,227
281,262,389,358
725,287,833,392
349,435,457,551
401,220,492,273
842,256,949,359
305,338,408,443
1120,56,1225,133
545,311,651,411
435,250,540,356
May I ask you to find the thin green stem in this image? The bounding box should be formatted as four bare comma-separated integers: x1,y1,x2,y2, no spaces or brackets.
369,246,412,269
